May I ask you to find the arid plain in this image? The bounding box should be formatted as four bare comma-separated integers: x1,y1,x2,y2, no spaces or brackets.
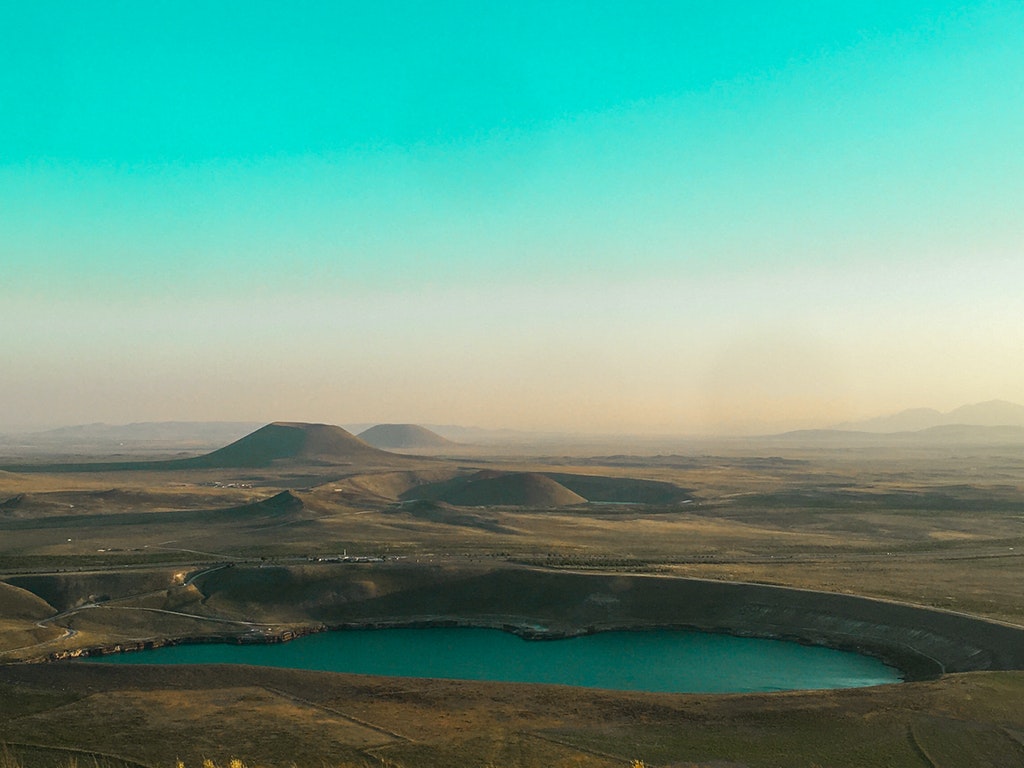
1,421,1023,768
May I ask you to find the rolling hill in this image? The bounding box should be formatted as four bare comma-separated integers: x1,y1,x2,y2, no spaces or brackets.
400,470,692,507
403,470,587,507
178,422,395,468
357,424,455,451
0,422,411,472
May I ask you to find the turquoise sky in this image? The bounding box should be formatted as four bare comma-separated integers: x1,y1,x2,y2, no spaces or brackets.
2,1,1023,432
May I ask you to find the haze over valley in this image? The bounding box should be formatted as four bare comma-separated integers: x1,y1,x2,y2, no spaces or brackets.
2,415,1024,767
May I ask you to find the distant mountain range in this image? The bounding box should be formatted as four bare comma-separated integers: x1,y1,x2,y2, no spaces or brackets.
833,400,1024,433
768,423,1024,446
0,421,263,446
5,402,1024,455
765,400,1024,445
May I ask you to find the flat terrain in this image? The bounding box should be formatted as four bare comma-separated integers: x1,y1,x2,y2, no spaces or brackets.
2,663,1024,768
2,444,1021,625
0,428,1023,766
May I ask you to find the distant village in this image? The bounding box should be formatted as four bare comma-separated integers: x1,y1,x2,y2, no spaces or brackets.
309,551,386,564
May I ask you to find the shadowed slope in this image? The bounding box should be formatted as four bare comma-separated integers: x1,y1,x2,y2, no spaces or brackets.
234,489,304,514
401,470,691,507
0,490,312,534
321,469,461,503
357,423,455,450
179,422,393,468
404,470,586,507
0,580,57,620
543,473,693,504
0,493,27,512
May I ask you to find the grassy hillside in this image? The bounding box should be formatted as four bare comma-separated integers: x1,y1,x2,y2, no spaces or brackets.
357,424,454,450
1,664,1023,768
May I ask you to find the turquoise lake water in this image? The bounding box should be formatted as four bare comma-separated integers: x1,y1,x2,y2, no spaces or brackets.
83,627,901,693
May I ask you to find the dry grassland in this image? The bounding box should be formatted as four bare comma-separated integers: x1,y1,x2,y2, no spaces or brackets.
1,664,1023,768
0,438,1022,766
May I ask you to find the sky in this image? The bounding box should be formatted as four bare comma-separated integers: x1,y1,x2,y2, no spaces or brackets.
2,1,1023,434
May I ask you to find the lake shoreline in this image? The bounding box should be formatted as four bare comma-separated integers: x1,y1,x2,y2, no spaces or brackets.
55,616,910,673
28,564,1024,683
75,623,902,693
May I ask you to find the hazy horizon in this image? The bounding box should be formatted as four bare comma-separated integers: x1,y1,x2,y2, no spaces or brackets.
3,2,1022,435
4,397,1024,441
